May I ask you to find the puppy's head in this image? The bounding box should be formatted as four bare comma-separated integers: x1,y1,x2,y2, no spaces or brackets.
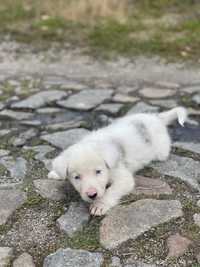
49,141,119,202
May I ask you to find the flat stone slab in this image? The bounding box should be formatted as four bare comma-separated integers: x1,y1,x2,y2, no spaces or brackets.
182,85,200,94
0,109,33,120
134,176,172,195
33,179,69,201
173,141,200,154
140,87,175,98
112,94,139,103
13,252,35,267
0,149,10,157
149,99,177,109
0,156,27,184
155,81,180,89
0,247,13,267
11,90,67,109
43,248,103,267
166,233,192,258
96,103,124,114
13,128,38,146
0,189,27,225
57,89,113,110
23,145,54,170
41,129,89,149
20,120,42,126
127,102,159,115
0,129,11,137
36,107,64,114
192,93,200,105
100,199,183,249
57,202,89,237
152,154,200,191
45,120,84,131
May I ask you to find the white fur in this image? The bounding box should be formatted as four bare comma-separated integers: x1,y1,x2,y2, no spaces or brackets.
48,107,187,216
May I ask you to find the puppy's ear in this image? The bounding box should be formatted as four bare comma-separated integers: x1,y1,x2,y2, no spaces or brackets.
100,141,120,169
49,154,69,180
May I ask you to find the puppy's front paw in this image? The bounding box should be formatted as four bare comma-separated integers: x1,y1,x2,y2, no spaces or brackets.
89,201,110,216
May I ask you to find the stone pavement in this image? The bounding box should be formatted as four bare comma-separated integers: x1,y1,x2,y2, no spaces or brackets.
0,41,200,267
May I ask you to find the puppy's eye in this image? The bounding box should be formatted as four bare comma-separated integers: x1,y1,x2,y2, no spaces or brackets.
96,170,102,175
74,175,80,180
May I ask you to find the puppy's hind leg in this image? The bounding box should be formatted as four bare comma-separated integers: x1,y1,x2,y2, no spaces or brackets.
90,164,135,216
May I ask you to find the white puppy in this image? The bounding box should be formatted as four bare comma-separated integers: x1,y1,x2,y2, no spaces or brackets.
48,107,187,216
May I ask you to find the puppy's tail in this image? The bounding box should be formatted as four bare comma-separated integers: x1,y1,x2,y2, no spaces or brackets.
158,107,187,126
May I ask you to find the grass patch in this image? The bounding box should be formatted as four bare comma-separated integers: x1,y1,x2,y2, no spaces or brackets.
0,1,200,60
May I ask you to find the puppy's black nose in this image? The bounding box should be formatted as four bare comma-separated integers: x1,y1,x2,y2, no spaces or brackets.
88,192,97,200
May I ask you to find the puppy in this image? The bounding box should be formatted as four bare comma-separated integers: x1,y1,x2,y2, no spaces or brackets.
48,107,187,216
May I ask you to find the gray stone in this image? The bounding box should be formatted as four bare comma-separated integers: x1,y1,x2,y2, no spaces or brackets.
166,233,192,258
0,129,11,137
20,120,41,126
57,202,89,237
152,154,200,191
0,102,5,110
188,108,200,115
23,145,54,170
98,114,113,126
41,129,89,149
182,85,200,94
134,176,172,195
13,253,35,267
192,93,200,105
33,179,69,201
193,213,200,227
96,103,124,114
45,119,85,131
13,128,38,146
11,90,67,109
0,156,27,183
112,94,139,103
100,199,183,249
0,149,10,157
43,248,103,267
173,141,200,154
0,109,33,120
0,189,27,225
155,81,180,89
57,89,113,110
197,200,200,207
23,145,54,161
110,256,122,267
36,107,64,114
127,102,159,115
140,87,175,98
186,118,199,126
149,99,177,109
0,247,13,267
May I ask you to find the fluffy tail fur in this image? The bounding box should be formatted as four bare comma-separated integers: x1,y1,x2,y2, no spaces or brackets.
158,107,187,126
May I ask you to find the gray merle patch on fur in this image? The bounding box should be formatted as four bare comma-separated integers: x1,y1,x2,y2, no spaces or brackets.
134,121,151,144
